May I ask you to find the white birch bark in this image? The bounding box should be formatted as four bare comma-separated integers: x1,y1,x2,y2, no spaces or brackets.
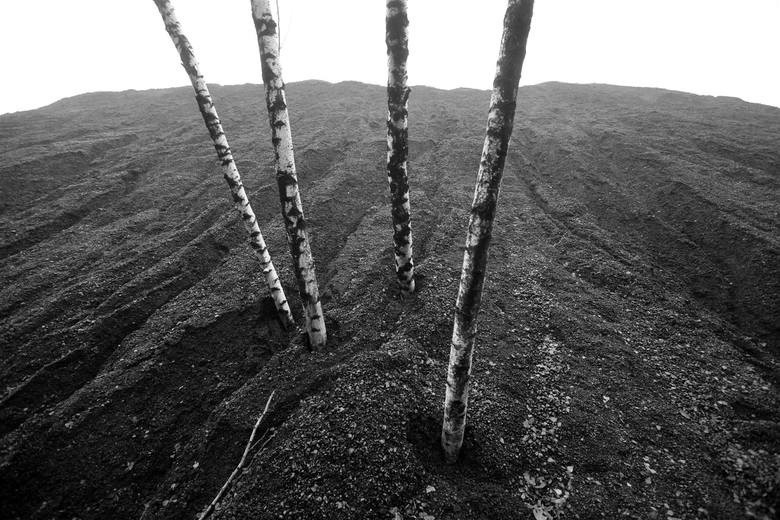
441,0,535,463
385,0,415,294
250,0,327,350
152,0,294,329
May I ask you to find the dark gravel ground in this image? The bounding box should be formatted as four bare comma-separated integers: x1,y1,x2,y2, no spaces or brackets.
0,81,778,519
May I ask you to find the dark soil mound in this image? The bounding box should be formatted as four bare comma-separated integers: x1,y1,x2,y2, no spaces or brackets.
1,81,778,519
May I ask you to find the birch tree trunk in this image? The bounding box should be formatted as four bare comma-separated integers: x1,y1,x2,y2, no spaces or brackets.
441,0,535,463
152,0,294,329
385,0,415,294
250,0,327,350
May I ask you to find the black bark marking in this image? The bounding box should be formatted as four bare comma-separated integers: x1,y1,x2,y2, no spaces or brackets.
268,95,287,113
223,175,240,191
447,400,467,418
397,260,414,274
257,15,277,38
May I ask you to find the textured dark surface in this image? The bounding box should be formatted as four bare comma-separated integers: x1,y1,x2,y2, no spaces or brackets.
0,81,778,519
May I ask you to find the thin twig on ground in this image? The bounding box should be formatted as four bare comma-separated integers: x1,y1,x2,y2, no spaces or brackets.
199,390,276,520
248,430,277,467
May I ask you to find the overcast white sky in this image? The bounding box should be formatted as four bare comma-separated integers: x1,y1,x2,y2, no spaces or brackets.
1,0,778,115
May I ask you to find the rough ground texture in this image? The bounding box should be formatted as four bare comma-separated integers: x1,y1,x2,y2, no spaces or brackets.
0,81,778,520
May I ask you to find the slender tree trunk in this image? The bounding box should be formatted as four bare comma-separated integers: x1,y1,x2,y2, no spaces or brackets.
385,0,415,294
441,0,535,463
152,0,294,329
250,0,327,349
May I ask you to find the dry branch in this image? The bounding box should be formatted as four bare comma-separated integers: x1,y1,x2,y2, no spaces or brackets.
199,391,276,520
